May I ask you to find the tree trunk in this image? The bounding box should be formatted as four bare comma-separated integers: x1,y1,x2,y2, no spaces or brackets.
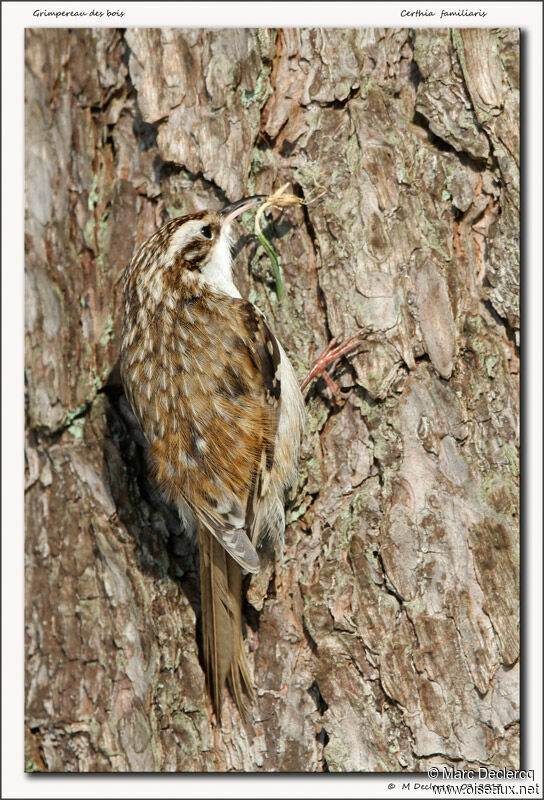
25,27,519,772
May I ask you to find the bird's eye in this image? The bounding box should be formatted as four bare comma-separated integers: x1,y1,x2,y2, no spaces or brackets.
200,225,213,239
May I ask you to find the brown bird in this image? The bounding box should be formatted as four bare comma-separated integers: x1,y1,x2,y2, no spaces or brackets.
120,196,305,721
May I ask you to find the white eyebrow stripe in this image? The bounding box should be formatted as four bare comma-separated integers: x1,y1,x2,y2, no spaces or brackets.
164,220,209,265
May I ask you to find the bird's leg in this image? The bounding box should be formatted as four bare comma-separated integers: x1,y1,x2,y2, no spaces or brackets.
300,330,366,394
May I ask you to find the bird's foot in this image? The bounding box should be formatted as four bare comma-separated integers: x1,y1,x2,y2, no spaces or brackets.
300,330,366,394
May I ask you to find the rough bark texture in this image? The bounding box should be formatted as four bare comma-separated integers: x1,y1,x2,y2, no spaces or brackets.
25,28,520,772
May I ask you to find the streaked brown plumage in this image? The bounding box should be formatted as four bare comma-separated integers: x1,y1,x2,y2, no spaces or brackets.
120,198,305,721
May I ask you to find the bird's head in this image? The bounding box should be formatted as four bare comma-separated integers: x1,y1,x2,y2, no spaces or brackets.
126,195,265,303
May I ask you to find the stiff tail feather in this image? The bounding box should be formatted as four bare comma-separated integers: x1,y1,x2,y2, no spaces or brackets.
198,523,255,722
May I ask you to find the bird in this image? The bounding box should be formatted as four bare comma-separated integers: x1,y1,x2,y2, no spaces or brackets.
120,195,306,722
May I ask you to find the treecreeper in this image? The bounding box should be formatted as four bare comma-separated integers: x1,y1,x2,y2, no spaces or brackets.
120,196,305,721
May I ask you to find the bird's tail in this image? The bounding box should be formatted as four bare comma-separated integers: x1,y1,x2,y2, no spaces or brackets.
198,522,255,722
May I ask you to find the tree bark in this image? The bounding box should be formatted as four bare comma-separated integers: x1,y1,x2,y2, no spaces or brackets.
25,27,519,772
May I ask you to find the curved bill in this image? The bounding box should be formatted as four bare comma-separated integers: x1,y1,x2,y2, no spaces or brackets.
220,195,266,229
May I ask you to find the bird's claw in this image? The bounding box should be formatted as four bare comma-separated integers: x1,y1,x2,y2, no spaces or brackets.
300,330,366,393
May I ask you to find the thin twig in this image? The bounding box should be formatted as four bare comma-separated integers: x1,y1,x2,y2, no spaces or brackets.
254,182,327,301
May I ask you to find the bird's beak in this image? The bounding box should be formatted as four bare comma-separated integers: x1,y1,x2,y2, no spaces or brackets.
220,195,266,229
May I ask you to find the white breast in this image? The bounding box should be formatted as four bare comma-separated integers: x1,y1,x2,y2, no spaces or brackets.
201,231,241,298
276,342,306,487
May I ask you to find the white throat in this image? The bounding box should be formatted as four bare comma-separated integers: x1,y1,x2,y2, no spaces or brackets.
201,231,241,298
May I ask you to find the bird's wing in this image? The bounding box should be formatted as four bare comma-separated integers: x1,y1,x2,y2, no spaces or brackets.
158,297,282,574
